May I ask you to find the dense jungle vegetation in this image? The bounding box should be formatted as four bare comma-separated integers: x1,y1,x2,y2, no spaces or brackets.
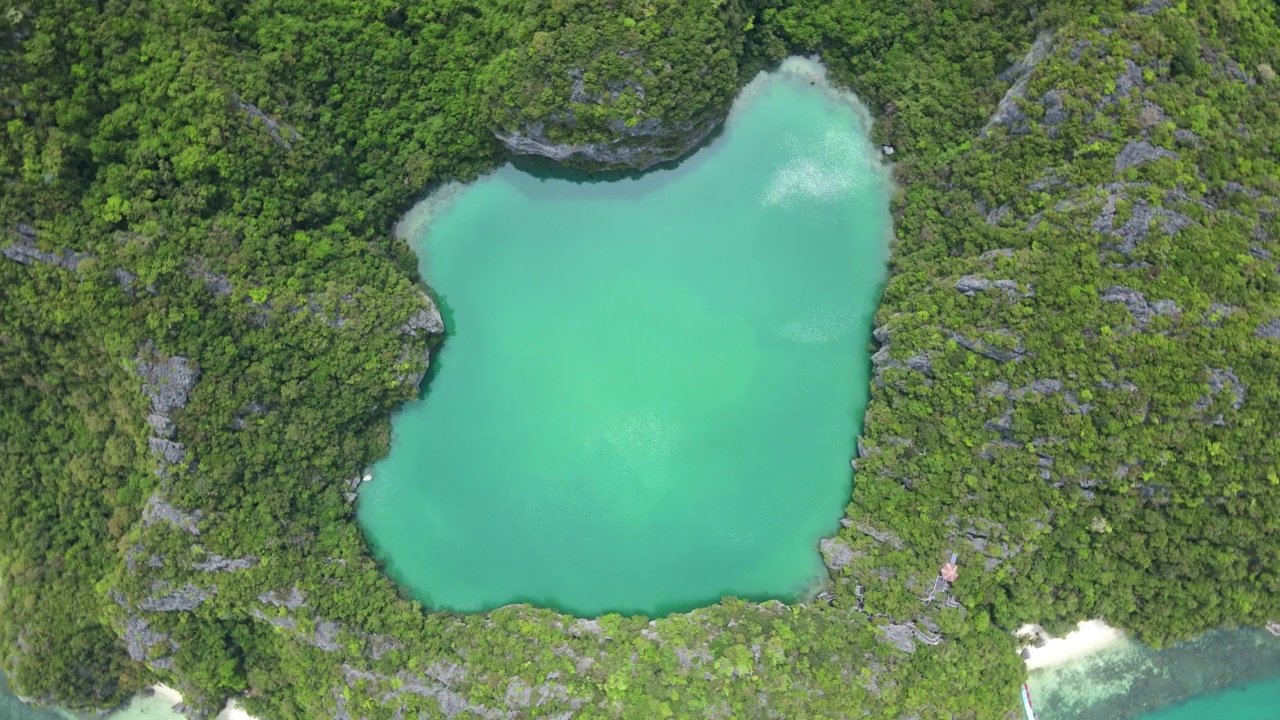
1,0,1277,717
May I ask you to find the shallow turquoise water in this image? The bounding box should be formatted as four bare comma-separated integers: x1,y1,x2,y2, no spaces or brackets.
1028,628,1280,719
1134,677,1280,720
358,60,891,617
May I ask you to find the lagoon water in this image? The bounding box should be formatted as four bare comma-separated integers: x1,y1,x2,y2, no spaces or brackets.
358,59,892,617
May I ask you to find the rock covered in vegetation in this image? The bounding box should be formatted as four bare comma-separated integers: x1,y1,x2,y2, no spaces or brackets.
483,0,749,170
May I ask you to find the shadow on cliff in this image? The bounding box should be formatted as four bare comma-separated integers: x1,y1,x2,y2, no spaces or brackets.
503,121,729,200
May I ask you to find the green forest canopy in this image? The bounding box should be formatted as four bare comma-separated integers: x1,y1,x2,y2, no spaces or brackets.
0,0,1277,717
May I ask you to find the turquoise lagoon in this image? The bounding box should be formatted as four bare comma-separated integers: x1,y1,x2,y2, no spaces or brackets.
358,58,892,617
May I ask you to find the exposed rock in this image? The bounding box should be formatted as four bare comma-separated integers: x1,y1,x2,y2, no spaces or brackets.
142,492,202,536
980,248,1016,261
136,350,199,416
140,582,214,612
1255,319,1280,339
192,554,259,572
235,95,300,150
148,438,187,472
313,620,343,652
1099,286,1180,327
1114,140,1179,174
250,609,298,631
1092,184,1194,254
877,624,917,654
2,224,90,271
188,265,233,297
984,207,1013,229
1041,89,1068,128
366,633,404,661
402,294,445,336
1137,0,1172,15
819,538,858,570
497,113,722,171
1013,379,1063,398
950,330,1027,363
854,522,904,550
121,614,173,667
1194,367,1247,414
954,275,991,296
146,413,176,438
1099,59,1145,107
984,32,1055,136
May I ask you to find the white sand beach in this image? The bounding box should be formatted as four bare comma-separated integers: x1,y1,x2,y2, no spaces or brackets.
109,685,258,720
1018,619,1127,670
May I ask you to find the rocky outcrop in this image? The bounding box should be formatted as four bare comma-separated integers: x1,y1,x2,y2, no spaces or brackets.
2,223,90,271
1114,140,1179,173
949,330,1027,363
192,554,259,572
820,537,858,571
954,275,1033,300
142,492,203,536
397,290,447,389
136,345,200,474
1090,183,1194,255
1255,319,1280,339
1099,285,1180,327
983,31,1055,136
496,113,722,171
139,582,214,613
234,94,299,150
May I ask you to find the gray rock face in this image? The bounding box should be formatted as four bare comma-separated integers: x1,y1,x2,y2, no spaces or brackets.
313,620,343,652
496,113,722,171
1114,140,1179,173
1099,286,1180,327
1092,183,1193,254
140,582,214,612
3,224,90,271
819,538,858,570
1137,0,1173,15
192,554,259,572
402,295,445,336
397,291,447,389
1041,89,1069,126
1013,379,1063,398
1100,59,1146,107
235,95,299,150
950,330,1026,363
121,614,173,666
259,586,308,610
137,351,199,416
142,492,202,536
146,413,176,438
147,438,188,474
985,32,1055,136
854,522,904,550
1255,319,1280,339
1194,367,1247,414
954,276,991,296
188,266,233,297
877,624,918,654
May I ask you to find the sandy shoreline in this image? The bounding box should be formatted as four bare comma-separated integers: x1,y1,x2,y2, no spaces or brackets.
1017,619,1127,670
142,685,258,720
